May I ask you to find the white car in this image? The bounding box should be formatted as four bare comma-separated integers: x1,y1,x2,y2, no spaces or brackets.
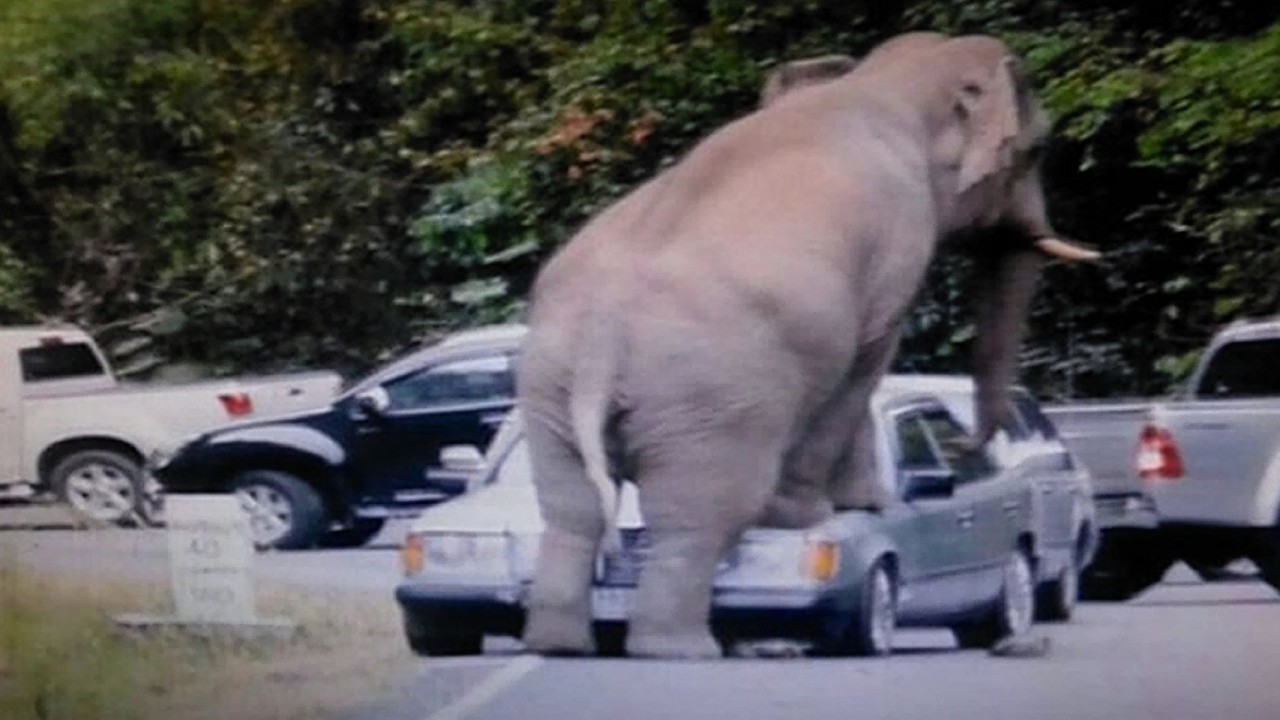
394,374,1093,657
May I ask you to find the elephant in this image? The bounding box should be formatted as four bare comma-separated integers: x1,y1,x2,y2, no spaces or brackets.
515,31,1099,660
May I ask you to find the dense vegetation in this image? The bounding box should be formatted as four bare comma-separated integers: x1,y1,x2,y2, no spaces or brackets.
1,0,1277,398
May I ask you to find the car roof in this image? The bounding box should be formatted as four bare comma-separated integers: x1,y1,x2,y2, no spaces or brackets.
346,323,527,396
1215,317,1280,344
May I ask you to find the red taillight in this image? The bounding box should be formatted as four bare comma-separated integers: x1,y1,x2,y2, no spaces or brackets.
1137,424,1184,481
218,392,253,417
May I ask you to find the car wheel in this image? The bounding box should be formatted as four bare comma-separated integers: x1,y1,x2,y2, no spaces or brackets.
818,558,897,657
1248,521,1280,595
318,518,387,549
403,610,483,657
232,470,327,550
953,550,1035,650
1036,547,1080,623
1079,533,1173,602
593,622,628,658
51,450,145,526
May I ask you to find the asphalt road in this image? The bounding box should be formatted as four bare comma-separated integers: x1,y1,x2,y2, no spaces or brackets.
5,507,1279,720
354,570,1280,720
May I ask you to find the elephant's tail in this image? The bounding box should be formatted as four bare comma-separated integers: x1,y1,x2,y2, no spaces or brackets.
569,317,622,557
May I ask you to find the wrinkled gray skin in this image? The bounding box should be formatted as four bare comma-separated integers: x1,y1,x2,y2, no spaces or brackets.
517,32,1096,659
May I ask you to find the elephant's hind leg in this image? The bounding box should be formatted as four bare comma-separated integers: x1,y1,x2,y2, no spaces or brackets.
626,418,789,660
522,416,608,656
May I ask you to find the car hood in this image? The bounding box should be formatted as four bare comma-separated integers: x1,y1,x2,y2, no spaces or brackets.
409,477,875,545
409,480,647,536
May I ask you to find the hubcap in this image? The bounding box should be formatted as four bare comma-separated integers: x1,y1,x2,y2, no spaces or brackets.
1003,553,1035,636
236,484,294,546
65,462,135,522
868,567,896,654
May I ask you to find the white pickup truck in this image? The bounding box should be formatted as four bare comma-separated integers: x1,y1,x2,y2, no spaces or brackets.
0,325,342,525
1043,316,1280,598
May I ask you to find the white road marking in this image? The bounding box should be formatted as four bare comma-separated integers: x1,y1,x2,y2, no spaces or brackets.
424,655,543,720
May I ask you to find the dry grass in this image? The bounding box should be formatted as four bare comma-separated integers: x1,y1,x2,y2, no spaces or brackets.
0,556,414,720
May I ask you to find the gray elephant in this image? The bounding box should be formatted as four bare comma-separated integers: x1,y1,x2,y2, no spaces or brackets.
515,31,1098,660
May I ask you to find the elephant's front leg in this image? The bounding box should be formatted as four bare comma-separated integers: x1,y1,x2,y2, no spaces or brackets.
826,329,903,510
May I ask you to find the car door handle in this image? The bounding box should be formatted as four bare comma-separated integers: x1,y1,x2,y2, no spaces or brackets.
480,412,508,427
1040,485,1055,495
956,510,976,528
1001,500,1021,515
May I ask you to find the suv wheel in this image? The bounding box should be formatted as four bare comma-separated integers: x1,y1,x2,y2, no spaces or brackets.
1249,520,1280,595
232,470,326,550
1080,532,1173,601
954,550,1034,649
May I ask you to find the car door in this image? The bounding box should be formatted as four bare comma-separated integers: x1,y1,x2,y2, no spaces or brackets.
919,408,1011,607
1012,392,1078,555
886,405,982,619
351,352,517,505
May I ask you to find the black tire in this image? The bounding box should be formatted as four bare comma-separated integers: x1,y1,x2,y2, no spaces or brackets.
403,610,483,657
1036,546,1080,623
953,550,1035,650
50,449,145,527
231,470,327,550
1080,533,1173,602
318,518,387,549
593,622,628,658
816,558,897,657
1248,522,1280,595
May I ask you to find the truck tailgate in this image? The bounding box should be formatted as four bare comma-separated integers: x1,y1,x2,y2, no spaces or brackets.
1153,400,1280,525
1043,402,1150,496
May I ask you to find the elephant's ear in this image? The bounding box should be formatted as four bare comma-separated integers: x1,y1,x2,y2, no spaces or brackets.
759,54,859,108
956,56,1022,194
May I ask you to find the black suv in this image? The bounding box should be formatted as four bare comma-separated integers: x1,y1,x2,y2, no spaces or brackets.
151,324,526,549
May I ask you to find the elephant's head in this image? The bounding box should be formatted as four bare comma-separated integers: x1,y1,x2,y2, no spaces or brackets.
762,34,1099,447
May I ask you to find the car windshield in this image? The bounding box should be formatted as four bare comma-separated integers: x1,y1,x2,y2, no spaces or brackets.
492,438,534,488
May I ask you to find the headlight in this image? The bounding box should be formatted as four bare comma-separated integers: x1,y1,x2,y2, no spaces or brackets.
720,534,841,586
402,532,510,578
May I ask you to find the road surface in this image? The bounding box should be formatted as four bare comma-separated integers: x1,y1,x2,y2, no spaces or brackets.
350,571,1280,720
5,507,1278,720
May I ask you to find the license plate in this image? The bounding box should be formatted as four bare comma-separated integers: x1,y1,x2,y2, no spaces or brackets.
592,586,634,621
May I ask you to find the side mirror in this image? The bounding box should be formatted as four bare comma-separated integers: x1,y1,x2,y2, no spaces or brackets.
901,468,957,502
354,387,390,416
440,444,485,474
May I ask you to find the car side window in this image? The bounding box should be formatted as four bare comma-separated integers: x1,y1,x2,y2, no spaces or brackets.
921,409,997,484
383,354,514,412
895,414,943,470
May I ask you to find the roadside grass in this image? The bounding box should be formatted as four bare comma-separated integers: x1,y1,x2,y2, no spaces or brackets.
0,555,411,720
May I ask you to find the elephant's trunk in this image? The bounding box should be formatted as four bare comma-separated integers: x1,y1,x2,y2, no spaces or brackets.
969,244,1043,447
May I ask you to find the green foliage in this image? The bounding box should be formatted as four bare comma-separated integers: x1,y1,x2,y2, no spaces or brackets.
1,0,1278,396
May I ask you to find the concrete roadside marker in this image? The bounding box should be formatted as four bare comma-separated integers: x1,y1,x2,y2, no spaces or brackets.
113,494,299,640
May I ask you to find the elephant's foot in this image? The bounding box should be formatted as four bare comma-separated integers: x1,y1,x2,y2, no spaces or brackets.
522,525,599,656
626,629,723,660
829,472,894,512
523,605,594,656
756,493,834,529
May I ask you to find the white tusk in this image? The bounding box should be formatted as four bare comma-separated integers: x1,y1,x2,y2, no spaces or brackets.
1035,237,1101,262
